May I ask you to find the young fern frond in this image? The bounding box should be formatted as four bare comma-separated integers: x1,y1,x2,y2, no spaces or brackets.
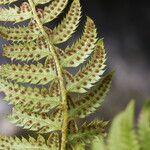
108,101,139,150
138,101,150,150
0,0,113,149
91,100,150,150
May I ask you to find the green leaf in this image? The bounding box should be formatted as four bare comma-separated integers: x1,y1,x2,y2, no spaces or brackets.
68,73,113,118
0,3,32,22
66,40,106,93
8,107,62,133
42,0,69,23
0,22,41,42
3,37,50,61
0,62,56,85
51,0,81,44
0,78,60,113
68,120,107,145
57,16,97,68
138,100,150,150
108,101,139,150
0,135,51,150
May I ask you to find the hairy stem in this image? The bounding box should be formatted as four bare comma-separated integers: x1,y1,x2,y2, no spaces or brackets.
28,0,68,149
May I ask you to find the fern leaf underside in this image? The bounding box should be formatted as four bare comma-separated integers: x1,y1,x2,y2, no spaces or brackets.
0,0,112,149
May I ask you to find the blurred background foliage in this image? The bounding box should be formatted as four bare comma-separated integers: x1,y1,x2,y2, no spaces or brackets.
0,0,150,135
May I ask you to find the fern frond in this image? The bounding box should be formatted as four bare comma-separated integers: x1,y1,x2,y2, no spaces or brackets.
138,101,150,150
66,40,106,93
57,17,97,68
0,0,113,148
0,3,32,22
42,0,68,23
0,135,50,150
51,0,81,44
9,107,62,133
0,63,56,85
0,23,40,42
68,120,107,145
68,73,113,118
108,101,139,150
0,78,60,113
3,37,50,61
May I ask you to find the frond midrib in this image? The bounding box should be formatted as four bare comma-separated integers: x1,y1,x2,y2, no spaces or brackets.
28,1,68,149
